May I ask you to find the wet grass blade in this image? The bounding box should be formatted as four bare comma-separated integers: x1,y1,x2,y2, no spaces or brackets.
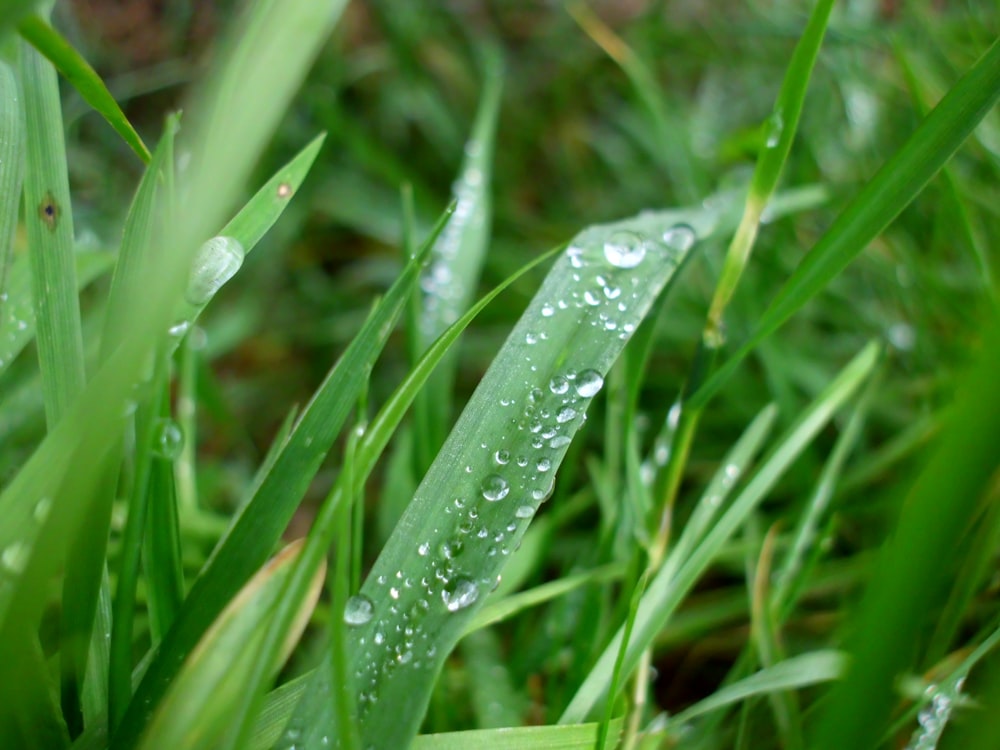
17,14,150,163
290,205,713,749
561,342,880,723
409,720,624,750
692,37,1000,409
0,59,22,316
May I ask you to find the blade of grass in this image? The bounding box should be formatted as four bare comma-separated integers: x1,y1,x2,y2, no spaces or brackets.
692,36,1000,409
291,205,711,749
561,342,880,723
0,59,22,318
813,313,1000,749
17,14,150,163
410,720,625,750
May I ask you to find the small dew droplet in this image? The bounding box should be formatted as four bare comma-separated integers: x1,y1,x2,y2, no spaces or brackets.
549,375,569,395
481,474,510,502
186,236,245,305
442,578,479,612
344,595,375,626
574,369,604,398
515,505,535,519
152,419,184,460
603,230,647,269
662,223,696,254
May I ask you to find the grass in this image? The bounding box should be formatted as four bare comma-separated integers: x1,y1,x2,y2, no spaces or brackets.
0,1,999,749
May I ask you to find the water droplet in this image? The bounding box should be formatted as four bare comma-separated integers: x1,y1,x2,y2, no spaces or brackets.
765,110,784,148
662,223,696,253
525,332,538,345
168,320,190,338
33,497,52,523
549,375,569,395
494,449,510,465
441,539,464,559
516,455,529,467
344,594,375,626
1,543,27,575
574,369,604,397
550,435,571,449
418,542,429,556
186,236,245,305
603,230,647,268
556,406,577,423
152,419,184,460
481,474,510,502
515,505,535,519
536,458,552,473
541,303,555,317
442,578,479,612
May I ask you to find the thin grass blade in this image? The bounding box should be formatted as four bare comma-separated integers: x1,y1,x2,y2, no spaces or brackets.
0,59,22,316
17,14,150,162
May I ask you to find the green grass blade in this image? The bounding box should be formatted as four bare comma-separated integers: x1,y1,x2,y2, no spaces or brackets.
561,342,880,723
410,720,624,750
0,59,22,317
705,0,835,335
813,314,1000,749
0,0,39,35
692,37,1000,409
17,34,85,426
138,541,325,750
668,650,847,728
17,14,150,163
109,214,444,749
291,206,707,749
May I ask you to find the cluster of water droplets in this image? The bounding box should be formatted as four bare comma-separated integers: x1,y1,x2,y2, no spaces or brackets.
420,139,486,341
905,678,965,750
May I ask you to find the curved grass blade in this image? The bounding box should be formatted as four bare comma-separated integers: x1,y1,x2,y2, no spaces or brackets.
17,14,150,163
0,0,39,35
668,650,847,729
138,541,325,750
110,206,451,749
0,60,22,317
290,205,715,750
561,342,880,723
813,314,1000,749
692,37,1000,409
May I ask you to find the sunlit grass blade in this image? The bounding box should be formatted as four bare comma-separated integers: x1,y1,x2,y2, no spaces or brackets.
290,205,711,749
110,207,450,749
17,14,150,163
138,541,325,750
561,342,880,723
692,37,1000,409
813,314,1000,749
0,59,22,315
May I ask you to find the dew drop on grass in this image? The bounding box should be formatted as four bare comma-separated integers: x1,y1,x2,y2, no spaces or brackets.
344,594,375,626
186,235,245,305
481,474,510,501
167,320,190,338
550,435,571,449
556,406,577,423
541,303,555,317
536,457,552,472
152,419,184,460
441,539,464,559
549,375,569,395
442,578,479,612
33,497,52,523
603,230,647,268
1,543,27,575
662,223,696,253
515,505,535,519
494,449,510,465
574,369,604,397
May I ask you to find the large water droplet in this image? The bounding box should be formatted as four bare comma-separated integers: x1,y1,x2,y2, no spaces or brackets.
662,223,696,254
344,594,375,626
556,406,577,424
549,375,569,395
442,578,479,612
574,369,604,398
153,418,184,460
481,475,510,502
603,230,647,269
186,236,245,305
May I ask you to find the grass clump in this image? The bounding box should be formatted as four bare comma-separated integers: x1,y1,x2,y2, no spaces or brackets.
0,2,998,749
